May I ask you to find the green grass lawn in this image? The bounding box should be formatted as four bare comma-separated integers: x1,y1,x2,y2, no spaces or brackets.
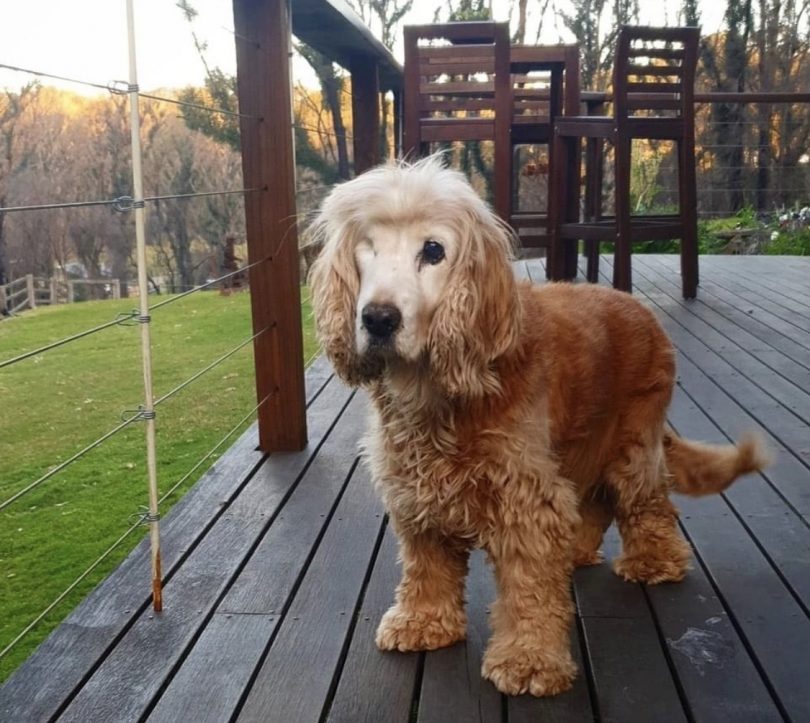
0,288,318,682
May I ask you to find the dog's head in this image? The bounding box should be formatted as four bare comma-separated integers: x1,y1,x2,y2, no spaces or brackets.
309,156,520,397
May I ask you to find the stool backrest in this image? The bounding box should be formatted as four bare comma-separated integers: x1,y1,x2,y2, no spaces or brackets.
403,21,511,155
613,26,699,120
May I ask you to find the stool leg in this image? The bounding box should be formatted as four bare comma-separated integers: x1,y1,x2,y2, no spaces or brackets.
584,136,602,283
613,135,632,293
678,137,699,299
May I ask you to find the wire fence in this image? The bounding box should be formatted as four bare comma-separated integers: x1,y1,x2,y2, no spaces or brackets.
569,110,810,225
0,0,327,675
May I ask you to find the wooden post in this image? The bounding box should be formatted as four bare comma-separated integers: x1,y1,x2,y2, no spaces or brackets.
351,59,380,174
68,281,75,303
26,274,36,310
0,283,6,314
392,90,402,157
49,277,57,305
112,278,121,300
233,0,307,452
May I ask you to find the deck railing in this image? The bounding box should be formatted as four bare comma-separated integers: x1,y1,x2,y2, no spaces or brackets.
0,0,401,683
580,91,810,221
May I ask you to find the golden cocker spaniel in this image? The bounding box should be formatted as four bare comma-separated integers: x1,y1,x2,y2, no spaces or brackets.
309,157,768,697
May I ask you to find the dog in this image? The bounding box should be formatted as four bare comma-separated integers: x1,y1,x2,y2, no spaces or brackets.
308,157,768,697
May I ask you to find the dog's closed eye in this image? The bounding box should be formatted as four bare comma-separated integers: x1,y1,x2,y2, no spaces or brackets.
420,239,445,267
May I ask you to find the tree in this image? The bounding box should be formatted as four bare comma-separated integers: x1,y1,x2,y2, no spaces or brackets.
348,0,414,157
0,84,38,289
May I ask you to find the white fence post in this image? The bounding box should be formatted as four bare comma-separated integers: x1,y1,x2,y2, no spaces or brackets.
26,274,36,310
126,0,163,613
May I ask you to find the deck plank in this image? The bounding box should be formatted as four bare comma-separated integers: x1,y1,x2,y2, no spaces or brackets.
4,256,810,722
417,551,502,723
574,530,689,723
56,379,355,722
146,388,367,723
633,256,810,398
0,357,338,722
325,527,420,723
235,454,385,721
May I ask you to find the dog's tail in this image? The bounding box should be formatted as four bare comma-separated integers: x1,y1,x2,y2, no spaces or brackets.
663,428,771,496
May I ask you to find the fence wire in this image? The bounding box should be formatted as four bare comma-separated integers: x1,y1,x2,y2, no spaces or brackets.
153,324,273,407
0,383,278,663
0,519,144,662
0,411,143,513
0,311,137,370
0,321,273,512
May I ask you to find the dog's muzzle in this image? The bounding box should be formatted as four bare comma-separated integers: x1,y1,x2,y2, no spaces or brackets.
361,302,402,344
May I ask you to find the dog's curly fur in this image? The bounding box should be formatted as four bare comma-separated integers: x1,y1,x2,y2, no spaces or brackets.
308,157,769,697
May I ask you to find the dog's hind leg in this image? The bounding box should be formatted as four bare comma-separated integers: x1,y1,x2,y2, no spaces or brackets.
573,487,613,567
605,437,691,584
376,530,469,652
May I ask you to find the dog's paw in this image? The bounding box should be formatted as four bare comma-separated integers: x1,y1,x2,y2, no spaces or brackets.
573,548,604,567
482,646,577,697
375,604,466,652
613,553,689,584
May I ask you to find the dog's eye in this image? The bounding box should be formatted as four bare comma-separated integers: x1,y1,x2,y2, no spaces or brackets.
421,239,445,266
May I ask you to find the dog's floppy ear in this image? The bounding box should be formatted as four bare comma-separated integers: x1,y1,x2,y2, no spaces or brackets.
308,218,372,386
428,200,521,398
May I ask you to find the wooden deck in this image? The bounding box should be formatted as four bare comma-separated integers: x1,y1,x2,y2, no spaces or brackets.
2,254,810,722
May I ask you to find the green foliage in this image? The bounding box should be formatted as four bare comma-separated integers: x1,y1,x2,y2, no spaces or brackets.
294,125,339,184
439,0,491,22
178,71,240,152
764,228,810,255
0,290,317,681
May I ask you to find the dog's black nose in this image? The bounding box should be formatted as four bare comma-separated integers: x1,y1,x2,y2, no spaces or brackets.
361,303,402,340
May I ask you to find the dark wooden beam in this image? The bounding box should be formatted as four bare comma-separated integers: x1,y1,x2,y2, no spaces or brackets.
350,59,380,174
233,0,307,452
292,0,402,90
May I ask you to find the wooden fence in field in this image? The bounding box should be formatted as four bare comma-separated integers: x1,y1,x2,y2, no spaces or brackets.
0,276,121,317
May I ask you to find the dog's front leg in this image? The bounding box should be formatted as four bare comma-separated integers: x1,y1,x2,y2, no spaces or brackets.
376,529,469,652
482,479,579,697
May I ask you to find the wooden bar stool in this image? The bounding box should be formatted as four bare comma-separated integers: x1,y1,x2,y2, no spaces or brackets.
403,21,512,221
509,44,580,277
550,26,700,298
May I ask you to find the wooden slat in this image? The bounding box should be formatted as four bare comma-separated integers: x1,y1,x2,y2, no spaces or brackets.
555,116,614,138
421,122,496,142
419,44,496,62
325,527,420,723
417,551,501,723
699,257,810,313
421,80,495,96
146,613,276,723
56,381,355,722
0,359,338,722
627,47,686,60
627,82,683,93
147,389,368,723
574,530,688,723
626,64,684,76
235,453,385,721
